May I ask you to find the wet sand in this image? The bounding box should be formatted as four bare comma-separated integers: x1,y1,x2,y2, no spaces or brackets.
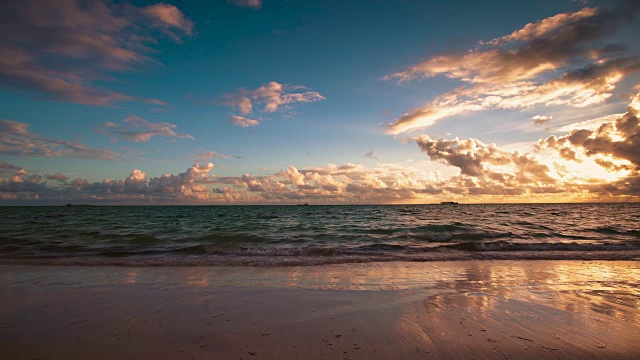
1,260,639,359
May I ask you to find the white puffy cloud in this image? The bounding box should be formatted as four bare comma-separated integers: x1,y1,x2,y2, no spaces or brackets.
0,154,635,203
538,91,640,170
0,167,52,195
223,81,325,126
148,163,215,199
417,136,512,177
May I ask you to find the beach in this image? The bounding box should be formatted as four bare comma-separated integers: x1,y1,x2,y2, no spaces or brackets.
2,260,639,359
3,0,640,358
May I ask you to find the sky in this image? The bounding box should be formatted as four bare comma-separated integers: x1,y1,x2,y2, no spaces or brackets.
1,0,640,205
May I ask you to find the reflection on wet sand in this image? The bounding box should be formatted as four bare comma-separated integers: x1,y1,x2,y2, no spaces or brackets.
387,261,640,358
1,261,639,359
123,270,138,285
269,260,640,323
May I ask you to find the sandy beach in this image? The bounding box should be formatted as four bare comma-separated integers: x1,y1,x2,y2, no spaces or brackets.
1,260,639,359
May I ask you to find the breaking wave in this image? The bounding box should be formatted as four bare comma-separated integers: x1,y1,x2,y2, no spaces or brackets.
1,203,639,266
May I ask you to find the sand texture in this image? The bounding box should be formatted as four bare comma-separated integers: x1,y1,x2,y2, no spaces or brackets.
1,260,639,359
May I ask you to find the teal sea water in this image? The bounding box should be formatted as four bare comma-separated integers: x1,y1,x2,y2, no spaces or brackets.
1,204,639,266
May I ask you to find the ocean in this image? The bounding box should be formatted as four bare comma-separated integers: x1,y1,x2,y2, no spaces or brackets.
1,203,639,266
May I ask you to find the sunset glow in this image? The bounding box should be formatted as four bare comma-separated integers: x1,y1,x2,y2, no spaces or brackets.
1,0,639,204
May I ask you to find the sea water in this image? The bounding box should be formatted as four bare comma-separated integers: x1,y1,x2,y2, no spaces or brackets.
1,203,639,266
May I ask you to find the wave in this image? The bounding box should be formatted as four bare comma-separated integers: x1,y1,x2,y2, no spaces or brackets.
4,221,637,250
440,240,640,252
1,250,638,267
407,231,515,242
3,240,639,266
586,226,640,237
120,240,640,257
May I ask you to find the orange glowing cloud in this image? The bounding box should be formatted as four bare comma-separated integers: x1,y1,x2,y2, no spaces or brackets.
385,2,640,134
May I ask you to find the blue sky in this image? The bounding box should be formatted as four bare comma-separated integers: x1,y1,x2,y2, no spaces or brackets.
1,0,640,204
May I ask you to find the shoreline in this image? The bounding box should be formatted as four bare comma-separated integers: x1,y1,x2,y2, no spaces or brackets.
1,249,639,267
2,260,639,359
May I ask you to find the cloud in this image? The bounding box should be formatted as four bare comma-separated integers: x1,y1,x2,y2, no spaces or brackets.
45,173,69,182
0,119,119,160
192,151,236,162
97,116,194,142
0,160,441,204
0,153,636,204
47,163,217,202
485,7,599,46
362,150,379,160
4,90,640,204
223,81,325,126
229,115,260,127
141,3,194,40
0,0,193,106
148,163,215,199
555,113,624,132
0,161,22,173
0,166,52,195
386,5,635,83
417,136,512,177
416,135,555,185
230,0,262,9
538,91,640,168
532,115,553,125
385,2,640,134
412,132,596,198
0,192,17,200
